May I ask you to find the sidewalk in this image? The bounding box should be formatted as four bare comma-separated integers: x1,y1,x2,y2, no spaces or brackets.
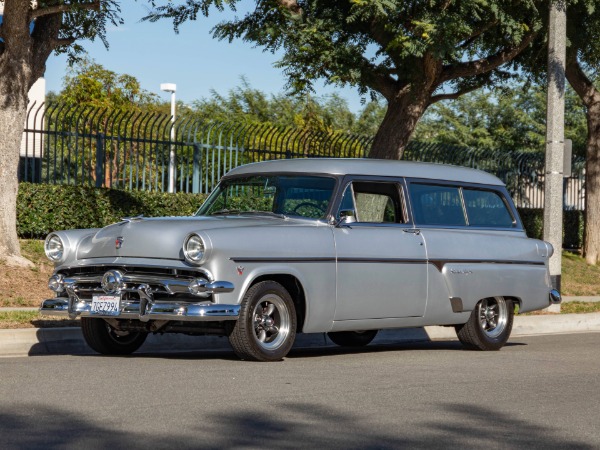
1,312,599,358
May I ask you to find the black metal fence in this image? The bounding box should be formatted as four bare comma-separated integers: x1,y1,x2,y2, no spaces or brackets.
20,103,586,210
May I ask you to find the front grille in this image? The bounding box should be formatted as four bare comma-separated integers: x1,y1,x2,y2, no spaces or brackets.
58,266,210,302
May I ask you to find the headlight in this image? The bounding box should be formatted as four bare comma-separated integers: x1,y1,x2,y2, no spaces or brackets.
183,234,206,264
45,234,65,262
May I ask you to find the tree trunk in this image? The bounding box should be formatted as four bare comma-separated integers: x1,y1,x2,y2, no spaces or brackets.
566,57,600,265
368,90,429,160
0,1,36,266
583,102,600,264
0,84,30,265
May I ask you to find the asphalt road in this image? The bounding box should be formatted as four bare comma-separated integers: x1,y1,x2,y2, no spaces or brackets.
1,333,599,449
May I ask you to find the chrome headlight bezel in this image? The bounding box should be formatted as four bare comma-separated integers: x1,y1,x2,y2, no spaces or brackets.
183,233,207,265
45,234,66,263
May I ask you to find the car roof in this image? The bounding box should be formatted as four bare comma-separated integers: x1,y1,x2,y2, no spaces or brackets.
224,158,505,186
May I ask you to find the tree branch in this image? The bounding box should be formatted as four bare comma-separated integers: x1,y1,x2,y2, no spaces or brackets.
459,20,498,49
565,50,599,108
441,31,536,82
53,37,77,48
429,84,483,104
29,1,100,20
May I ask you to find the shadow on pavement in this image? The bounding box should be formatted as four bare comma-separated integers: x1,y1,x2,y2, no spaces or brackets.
0,402,593,449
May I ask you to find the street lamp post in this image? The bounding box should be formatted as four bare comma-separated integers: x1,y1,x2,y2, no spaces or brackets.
161,83,177,193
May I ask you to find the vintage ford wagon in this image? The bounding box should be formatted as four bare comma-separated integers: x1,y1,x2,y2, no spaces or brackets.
41,159,561,361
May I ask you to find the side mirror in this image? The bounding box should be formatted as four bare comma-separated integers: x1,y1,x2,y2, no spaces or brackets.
338,209,356,225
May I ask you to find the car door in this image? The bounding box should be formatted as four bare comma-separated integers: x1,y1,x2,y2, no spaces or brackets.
332,178,428,320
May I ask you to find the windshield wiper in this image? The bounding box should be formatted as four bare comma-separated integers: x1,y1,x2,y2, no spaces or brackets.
209,209,242,216
238,211,288,219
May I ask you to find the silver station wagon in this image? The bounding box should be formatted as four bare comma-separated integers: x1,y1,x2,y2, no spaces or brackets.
41,159,561,361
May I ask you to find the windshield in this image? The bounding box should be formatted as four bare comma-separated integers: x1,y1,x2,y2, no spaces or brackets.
196,175,337,219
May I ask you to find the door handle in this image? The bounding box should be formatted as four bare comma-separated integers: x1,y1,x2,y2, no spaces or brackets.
403,228,421,235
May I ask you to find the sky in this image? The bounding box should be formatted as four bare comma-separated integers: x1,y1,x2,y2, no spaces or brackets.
43,2,365,113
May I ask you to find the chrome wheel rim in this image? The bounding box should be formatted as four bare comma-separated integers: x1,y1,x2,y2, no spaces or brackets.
252,294,291,351
478,297,508,339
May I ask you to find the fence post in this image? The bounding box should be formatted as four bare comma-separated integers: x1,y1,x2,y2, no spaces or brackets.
95,133,105,188
192,143,201,193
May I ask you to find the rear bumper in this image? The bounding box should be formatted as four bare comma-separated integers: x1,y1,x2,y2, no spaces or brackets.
40,297,240,321
549,289,562,305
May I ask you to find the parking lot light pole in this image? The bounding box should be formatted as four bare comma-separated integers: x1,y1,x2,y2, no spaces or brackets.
161,83,177,193
544,1,566,311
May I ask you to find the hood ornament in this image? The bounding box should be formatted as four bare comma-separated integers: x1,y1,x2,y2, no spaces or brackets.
115,236,124,249
121,214,144,223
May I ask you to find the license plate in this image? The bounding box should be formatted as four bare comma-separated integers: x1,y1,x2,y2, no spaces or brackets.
91,295,121,316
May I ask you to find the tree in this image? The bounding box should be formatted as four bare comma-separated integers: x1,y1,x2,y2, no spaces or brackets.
413,83,586,156
146,0,542,159
0,1,124,266
189,76,373,133
519,0,600,264
57,57,159,110
562,1,600,264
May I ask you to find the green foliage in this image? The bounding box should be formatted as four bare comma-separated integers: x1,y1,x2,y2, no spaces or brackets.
188,76,380,134
147,1,541,98
56,57,160,110
518,208,584,248
413,83,587,156
17,183,207,238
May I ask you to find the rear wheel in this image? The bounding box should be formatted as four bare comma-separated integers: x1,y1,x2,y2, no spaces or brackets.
81,318,148,355
327,330,378,347
228,281,297,361
455,297,513,351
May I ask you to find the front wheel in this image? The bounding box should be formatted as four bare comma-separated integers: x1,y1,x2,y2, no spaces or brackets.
81,318,148,355
327,330,378,347
228,281,297,361
455,297,514,351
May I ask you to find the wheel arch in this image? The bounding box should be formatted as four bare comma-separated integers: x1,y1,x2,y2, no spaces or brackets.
249,274,307,333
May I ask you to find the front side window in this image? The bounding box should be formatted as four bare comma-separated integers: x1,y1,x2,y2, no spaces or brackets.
197,175,336,219
338,181,404,223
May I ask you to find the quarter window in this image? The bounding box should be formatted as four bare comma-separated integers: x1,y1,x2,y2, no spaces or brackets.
463,189,514,227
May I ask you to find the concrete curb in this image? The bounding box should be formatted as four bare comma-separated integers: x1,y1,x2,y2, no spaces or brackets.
2,313,599,358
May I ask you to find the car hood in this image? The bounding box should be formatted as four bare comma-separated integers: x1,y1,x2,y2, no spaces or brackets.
76,215,314,260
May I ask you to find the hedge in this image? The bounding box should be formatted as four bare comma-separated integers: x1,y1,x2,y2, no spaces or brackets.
16,183,585,248
17,183,207,239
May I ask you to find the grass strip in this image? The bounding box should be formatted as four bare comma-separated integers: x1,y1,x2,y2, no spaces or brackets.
0,311,80,329
560,301,600,314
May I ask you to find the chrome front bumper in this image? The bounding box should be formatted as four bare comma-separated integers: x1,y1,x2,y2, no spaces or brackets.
40,270,238,321
40,296,240,321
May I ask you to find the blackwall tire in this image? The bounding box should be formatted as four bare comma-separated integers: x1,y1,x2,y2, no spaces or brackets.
81,317,148,355
455,297,514,351
228,281,297,362
327,330,378,347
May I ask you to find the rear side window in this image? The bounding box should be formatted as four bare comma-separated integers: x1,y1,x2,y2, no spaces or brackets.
409,184,466,226
463,189,514,227
409,183,516,228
